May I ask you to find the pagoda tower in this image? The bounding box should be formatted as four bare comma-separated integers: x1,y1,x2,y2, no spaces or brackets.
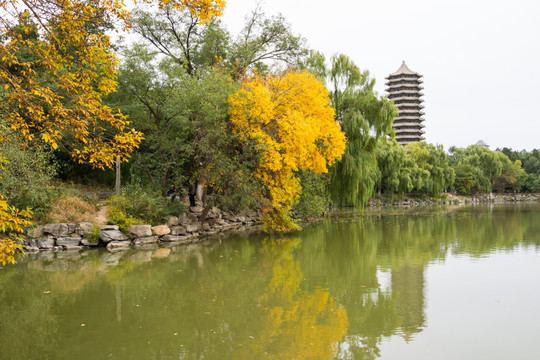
386,61,425,145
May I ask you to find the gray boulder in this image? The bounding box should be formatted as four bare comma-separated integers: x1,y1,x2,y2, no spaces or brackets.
80,239,98,247
133,236,158,246
170,226,187,236
185,224,200,233
36,238,55,250
25,240,39,252
100,224,119,231
237,215,247,224
26,225,44,238
100,230,129,243
167,216,179,226
56,237,82,247
126,225,152,238
76,222,93,236
161,235,192,244
178,212,198,225
189,205,204,214
43,223,70,237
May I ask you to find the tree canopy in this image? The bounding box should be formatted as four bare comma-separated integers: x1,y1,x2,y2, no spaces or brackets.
0,0,225,263
228,70,346,230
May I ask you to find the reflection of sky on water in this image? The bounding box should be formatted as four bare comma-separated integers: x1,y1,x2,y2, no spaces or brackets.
378,248,540,360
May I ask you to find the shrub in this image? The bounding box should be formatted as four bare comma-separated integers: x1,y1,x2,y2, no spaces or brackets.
86,225,102,244
107,184,186,226
106,207,142,232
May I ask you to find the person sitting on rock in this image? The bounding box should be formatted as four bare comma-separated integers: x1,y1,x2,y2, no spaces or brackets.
167,184,176,201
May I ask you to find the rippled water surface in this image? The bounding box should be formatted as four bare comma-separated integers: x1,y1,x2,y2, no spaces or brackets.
1,203,540,359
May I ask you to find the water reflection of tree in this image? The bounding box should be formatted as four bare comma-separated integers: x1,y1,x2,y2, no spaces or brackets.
234,238,348,359
300,204,540,359
1,204,539,359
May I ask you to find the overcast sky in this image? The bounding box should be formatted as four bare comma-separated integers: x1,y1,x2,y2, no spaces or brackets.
221,0,540,151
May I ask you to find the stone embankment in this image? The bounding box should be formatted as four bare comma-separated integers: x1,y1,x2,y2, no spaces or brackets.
23,207,261,253
368,193,540,207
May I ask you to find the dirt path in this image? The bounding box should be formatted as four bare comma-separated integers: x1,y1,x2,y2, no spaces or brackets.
94,205,108,225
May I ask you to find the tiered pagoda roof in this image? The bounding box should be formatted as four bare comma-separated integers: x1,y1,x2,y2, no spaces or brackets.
386,61,425,145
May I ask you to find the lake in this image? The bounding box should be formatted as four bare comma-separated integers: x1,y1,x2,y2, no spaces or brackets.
1,203,540,359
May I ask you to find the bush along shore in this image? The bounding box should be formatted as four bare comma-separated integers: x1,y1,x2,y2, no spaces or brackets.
22,207,261,253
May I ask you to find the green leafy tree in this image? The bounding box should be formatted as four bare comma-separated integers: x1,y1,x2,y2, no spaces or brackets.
228,6,307,77
449,145,503,193
452,164,477,195
130,5,231,76
111,45,190,194
492,152,526,192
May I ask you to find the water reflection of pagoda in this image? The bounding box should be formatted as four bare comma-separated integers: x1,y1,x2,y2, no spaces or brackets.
392,263,426,341
386,61,426,145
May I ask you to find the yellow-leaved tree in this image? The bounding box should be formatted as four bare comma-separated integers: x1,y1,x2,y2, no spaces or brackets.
228,71,346,231
0,0,225,263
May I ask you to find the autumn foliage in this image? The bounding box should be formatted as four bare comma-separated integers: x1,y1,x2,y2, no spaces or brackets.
0,195,32,265
229,71,346,231
0,0,224,262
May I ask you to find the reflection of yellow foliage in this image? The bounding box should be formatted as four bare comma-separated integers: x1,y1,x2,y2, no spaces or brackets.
228,71,346,231
236,238,348,359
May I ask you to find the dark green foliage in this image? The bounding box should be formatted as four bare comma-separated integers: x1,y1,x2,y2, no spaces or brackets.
107,183,186,226
523,174,540,192
449,145,502,193
453,164,477,195
294,170,329,218
0,125,56,215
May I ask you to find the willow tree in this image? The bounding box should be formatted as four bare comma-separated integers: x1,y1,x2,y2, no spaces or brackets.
375,138,416,197
405,142,455,197
449,145,503,193
307,53,397,206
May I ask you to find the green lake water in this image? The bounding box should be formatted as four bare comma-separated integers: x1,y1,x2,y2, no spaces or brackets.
1,203,540,359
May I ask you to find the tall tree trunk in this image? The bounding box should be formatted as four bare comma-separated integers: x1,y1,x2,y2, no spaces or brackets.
115,157,121,195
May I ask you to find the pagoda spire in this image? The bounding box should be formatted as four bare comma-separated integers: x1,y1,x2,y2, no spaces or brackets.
386,62,425,145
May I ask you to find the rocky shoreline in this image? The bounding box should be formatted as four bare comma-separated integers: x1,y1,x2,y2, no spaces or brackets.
367,193,540,207
23,207,261,253
21,193,540,256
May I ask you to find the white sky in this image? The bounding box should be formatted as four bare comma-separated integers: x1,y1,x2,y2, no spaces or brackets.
221,0,540,151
